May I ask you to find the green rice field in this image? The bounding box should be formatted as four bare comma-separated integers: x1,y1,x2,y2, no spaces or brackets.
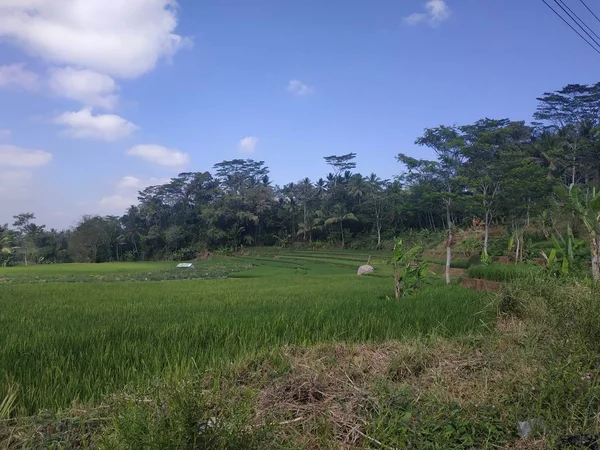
0,251,491,415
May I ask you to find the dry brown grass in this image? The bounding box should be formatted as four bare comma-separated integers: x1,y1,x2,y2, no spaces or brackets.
253,321,540,448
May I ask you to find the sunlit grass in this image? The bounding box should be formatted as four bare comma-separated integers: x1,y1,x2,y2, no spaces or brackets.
0,254,491,415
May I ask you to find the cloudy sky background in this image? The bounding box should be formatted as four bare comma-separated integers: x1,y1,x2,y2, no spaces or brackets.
1,0,599,228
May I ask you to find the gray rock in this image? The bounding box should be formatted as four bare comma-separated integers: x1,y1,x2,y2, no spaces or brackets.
357,265,374,276
518,418,544,437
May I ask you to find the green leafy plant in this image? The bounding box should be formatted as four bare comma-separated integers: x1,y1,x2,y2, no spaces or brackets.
458,236,482,257
540,224,585,277
480,251,493,265
0,383,18,420
557,186,600,280
392,238,429,300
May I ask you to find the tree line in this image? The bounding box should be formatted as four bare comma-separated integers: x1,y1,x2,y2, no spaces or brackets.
2,81,600,279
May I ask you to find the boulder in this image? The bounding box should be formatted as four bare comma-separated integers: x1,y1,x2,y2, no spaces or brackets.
357,265,374,276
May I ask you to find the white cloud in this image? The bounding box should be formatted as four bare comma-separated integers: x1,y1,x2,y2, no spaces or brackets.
403,13,427,26
239,136,258,154
126,144,190,167
0,144,53,167
0,0,189,79
49,67,118,109
0,64,40,90
99,194,136,211
99,174,170,213
403,0,451,26
0,169,33,199
0,129,10,139
287,79,313,96
117,175,142,190
0,144,52,223
53,108,138,141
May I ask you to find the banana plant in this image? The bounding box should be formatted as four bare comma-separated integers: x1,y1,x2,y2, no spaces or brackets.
540,224,585,276
392,238,430,300
556,186,600,280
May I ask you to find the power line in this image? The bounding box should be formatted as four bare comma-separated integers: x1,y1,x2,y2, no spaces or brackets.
541,0,600,55
579,0,600,26
556,0,600,43
553,0,600,49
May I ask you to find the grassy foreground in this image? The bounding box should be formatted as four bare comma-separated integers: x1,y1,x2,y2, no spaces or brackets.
2,252,599,448
0,255,488,416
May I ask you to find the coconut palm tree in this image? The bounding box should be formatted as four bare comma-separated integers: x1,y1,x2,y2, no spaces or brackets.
296,210,325,243
348,174,367,204
325,205,358,249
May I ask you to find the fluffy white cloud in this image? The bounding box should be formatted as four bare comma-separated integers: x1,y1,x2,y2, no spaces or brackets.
287,79,313,96
0,144,53,167
126,144,190,167
117,175,142,190
239,136,258,154
49,67,118,109
0,64,40,90
99,174,170,213
99,194,135,211
0,129,10,139
0,0,189,79
0,169,33,199
54,108,138,141
0,143,52,222
403,0,451,26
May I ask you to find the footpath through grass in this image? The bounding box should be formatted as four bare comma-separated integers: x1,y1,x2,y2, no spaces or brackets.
0,255,489,416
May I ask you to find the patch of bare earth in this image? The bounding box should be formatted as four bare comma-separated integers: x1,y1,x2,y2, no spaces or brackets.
428,263,467,278
461,277,502,292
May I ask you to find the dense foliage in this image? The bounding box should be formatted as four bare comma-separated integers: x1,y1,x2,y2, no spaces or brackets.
3,82,600,278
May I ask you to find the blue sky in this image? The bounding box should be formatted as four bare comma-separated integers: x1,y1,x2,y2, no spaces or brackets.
1,0,600,229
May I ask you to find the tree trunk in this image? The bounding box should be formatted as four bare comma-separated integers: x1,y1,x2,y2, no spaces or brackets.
445,203,452,285
303,203,307,241
394,264,401,300
484,209,490,257
340,220,345,249
514,230,520,265
591,232,600,281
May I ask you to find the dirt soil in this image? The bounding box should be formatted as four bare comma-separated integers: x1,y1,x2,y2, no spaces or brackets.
460,277,502,292
429,264,467,278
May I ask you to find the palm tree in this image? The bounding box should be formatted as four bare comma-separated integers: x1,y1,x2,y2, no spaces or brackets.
325,205,358,249
315,178,327,200
297,178,314,241
325,173,336,190
348,174,367,204
296,210,325,243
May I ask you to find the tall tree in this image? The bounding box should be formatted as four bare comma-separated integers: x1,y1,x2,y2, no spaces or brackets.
460,118,513,257
12,213,36,266
402,125,465,284
323,153,357,186
325,205,358,249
